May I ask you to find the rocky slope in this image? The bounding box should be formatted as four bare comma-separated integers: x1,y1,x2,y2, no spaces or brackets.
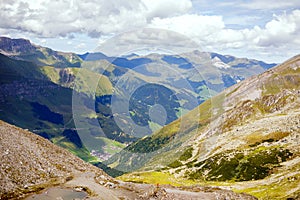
0,120,110,199
0,120,257,200
107,55,300,199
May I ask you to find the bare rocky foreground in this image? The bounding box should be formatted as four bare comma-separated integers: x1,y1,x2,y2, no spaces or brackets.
0,120,256,199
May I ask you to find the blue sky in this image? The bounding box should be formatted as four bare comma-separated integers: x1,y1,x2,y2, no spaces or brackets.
0,0,299,63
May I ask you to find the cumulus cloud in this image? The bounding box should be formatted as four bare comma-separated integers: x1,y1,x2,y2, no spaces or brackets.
148,9,300,62
95,28,200,56
149,14,224,38
142,0,192,19
256,10,300,47
0,0,192,37
0,0,299,62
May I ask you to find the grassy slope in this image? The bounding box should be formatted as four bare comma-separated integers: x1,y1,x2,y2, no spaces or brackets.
40,65,113,96
11,45,82,68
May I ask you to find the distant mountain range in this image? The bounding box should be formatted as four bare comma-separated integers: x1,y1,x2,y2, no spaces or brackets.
0,36,276,163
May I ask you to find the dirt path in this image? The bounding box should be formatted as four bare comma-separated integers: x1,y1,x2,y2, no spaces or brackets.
64,172,122,200
164,188,215,200
25,172,258,200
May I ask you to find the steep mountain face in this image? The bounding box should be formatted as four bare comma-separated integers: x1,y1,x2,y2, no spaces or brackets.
0,38,145,166
106,55,300,199
0,37,132,162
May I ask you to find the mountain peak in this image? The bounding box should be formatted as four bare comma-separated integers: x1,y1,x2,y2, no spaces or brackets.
0,36,36,55
0,36,82,67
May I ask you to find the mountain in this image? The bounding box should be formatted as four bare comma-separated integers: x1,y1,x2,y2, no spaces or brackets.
78,52,109,61
84,50,277,104
0,36,277,164
0,36,82,68
106,55,300,199
0,51,123,162
0,120,258,200
80,50,277,137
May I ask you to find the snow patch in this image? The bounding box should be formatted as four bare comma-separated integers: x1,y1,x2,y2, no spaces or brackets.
212,57,231,69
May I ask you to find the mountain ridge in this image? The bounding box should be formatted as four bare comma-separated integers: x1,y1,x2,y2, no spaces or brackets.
0,36,82,68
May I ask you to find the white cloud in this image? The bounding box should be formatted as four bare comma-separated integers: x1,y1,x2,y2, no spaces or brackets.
149,14,246,50
142,0,192,19
76,42,87,49
0,0,299,62
148,10,300,62
256,10,300,47
0,0,192,37
95,28,199,56
149,14,224,38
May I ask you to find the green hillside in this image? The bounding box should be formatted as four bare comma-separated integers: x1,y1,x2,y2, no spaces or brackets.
0,53,117,162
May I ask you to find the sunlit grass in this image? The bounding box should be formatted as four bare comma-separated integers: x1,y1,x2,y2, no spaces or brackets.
118,169,300,200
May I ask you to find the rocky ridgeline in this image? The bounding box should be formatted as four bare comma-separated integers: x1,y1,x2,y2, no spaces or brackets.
0,37,81,68
0,37,35,55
